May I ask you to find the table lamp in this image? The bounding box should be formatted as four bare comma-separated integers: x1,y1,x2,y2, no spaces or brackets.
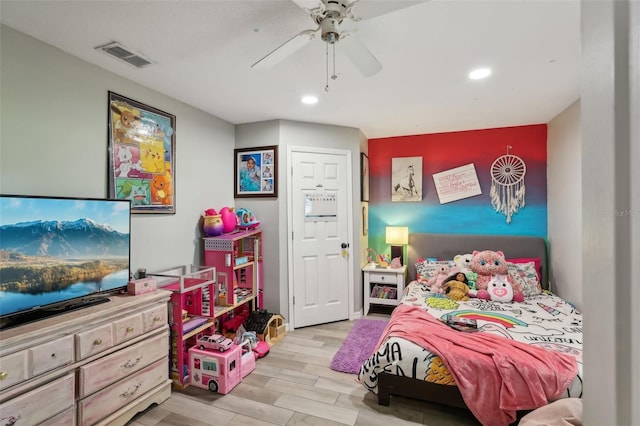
385,226,409,266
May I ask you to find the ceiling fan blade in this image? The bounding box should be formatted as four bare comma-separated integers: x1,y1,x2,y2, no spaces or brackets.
340,34,382,77
251,28,317,71
290,0,323,13
291,0,429,20
348,0,429,20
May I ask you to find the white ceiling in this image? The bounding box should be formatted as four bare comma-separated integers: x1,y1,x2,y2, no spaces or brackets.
0,0,581,139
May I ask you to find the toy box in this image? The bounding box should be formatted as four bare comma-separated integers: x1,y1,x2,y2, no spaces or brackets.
189,344,241,394
127,277,157,295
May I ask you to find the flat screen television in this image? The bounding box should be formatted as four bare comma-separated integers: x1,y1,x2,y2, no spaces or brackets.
0,194,131,330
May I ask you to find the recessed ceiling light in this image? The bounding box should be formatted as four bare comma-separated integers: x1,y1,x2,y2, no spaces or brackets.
468,68,492,80
301,95,318,105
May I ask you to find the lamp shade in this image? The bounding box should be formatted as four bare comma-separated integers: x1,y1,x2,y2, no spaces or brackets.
385,226,408,245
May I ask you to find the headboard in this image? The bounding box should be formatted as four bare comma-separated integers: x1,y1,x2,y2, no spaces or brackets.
406,233,549,289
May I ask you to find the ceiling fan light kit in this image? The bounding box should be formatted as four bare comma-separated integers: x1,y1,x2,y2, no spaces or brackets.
251,0,398,89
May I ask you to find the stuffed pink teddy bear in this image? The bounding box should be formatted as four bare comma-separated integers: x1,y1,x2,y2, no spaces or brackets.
428,265,459,294
470,250,524,302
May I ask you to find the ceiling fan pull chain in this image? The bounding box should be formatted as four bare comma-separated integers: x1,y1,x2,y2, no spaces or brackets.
332,43,337,81
325,41,330,92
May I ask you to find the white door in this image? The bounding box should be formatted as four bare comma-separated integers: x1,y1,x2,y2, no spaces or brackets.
288,148,353,328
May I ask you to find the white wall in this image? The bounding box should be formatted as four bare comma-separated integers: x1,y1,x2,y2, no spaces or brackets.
0,25,236,273
581,0,639,424
234,121,281,313
235,120,364,319
547,100,582,310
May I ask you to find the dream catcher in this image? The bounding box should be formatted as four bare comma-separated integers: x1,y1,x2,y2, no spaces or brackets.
490,146,527,224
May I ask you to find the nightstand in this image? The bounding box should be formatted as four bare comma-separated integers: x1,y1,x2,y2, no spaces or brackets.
363,265,406,315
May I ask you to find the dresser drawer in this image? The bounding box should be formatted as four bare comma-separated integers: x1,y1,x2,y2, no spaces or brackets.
41,406,76,426
76,323,113,360
113,313,143,345
78,331,169,397
0,350,28,391
0,373,74,425
31,334,74,376
141,303,168,332
368,273,398,284
78,358,168,426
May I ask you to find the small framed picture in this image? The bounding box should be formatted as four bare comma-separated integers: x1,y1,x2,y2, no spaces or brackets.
234,145,278,198
361,152,370,202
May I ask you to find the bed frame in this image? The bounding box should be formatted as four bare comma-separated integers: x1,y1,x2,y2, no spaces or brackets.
376,233,549,410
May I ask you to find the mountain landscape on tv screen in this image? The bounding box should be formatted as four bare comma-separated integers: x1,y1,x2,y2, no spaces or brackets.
0,218,129,293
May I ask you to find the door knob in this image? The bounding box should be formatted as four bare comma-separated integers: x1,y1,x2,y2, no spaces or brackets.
341,243,349,249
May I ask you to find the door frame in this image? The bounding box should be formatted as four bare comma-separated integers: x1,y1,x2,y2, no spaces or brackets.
286,145,355,330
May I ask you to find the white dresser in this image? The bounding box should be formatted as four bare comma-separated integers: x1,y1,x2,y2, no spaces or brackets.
0,290,172,426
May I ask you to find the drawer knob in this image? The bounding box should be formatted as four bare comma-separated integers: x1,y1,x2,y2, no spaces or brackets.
50,353,57,358
126,326,134,332
93,338,103,346
153,316,161,322
0,371,7,380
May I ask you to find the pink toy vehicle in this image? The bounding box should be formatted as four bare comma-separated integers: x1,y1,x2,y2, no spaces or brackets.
197,334,233,352
189,345,241,394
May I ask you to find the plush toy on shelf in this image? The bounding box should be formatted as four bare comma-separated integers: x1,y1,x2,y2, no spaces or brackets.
219,206,236,233
202,208,224,236
236,208,260,229
390,257,402,269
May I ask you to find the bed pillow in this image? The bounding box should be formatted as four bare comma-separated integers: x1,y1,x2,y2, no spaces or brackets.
507,261,542,296
507,257,542,281
415,259,455,281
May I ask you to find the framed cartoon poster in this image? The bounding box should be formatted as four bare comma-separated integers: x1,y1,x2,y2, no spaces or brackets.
234,145,278,198
107,91,176,214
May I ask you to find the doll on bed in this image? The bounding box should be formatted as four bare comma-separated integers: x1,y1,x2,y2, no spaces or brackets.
442,272,471,301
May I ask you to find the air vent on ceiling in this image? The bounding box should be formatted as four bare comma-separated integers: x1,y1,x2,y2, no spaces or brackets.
95,41,156,69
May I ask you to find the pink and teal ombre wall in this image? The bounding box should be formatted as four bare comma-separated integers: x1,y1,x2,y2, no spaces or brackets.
366,124,547,255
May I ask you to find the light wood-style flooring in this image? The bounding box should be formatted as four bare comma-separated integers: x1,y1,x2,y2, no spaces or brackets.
128,312,480,426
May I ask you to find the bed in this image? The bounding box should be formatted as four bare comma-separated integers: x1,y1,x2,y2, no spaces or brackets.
357,233,583,426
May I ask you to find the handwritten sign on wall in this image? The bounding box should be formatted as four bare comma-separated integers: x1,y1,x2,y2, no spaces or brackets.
432,163,482,204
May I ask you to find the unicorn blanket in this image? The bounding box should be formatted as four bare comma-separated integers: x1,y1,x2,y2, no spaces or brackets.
358,282,583,425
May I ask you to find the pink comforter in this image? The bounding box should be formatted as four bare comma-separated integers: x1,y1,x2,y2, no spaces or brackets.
374,304,578,426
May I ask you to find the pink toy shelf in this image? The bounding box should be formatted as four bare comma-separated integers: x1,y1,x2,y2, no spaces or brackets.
203,228,263,313
148,265,217,389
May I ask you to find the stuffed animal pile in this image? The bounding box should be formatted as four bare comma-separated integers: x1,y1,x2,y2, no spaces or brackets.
470,250,524,302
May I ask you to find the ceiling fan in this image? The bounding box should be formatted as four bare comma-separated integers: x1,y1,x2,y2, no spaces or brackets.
251,0,425,89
